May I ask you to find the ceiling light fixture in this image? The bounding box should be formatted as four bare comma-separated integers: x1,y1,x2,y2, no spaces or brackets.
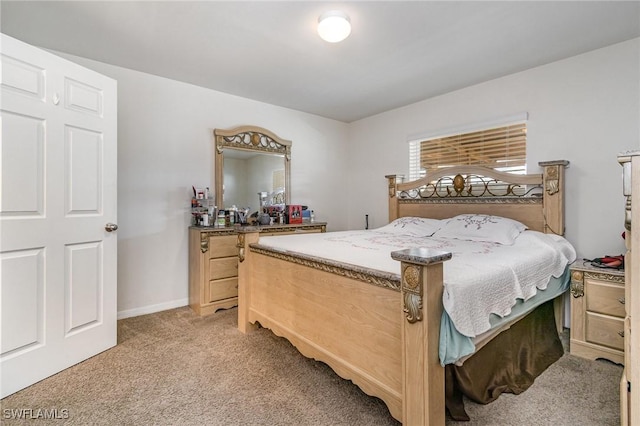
317,10,351,43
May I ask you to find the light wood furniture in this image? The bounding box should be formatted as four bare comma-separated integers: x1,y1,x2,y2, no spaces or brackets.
189,223,326,316
237,160,568,425
569,262,625,364
618,151,639,426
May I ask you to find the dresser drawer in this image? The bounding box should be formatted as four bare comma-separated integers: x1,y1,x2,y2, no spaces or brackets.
585,278,625,318
208,278,238,302
191,225,326,316
209,235,238,258
586,312,625,350
209,257,237,280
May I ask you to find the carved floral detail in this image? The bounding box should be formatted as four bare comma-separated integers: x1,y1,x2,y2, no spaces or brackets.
388,176,397,198
237,234,246,263
250,246,401,291
404,293,423,323
545,165,560,195
625,196,632,231
403,265,420,289
570,270,584,298
584,271,625,284
402,264,423,323
200,233,209,253
546,179,559,195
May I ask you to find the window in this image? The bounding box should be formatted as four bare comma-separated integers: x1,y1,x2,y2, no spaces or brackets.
408,122,527,181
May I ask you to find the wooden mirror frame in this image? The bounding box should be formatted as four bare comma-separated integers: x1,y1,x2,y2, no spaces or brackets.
213,125,292,209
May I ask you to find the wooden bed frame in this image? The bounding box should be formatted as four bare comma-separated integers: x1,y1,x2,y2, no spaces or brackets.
236,160,569,425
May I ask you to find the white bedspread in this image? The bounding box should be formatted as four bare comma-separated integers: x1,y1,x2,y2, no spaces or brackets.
256,229,576,338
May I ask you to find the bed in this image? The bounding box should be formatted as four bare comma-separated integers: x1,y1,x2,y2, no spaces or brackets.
236,160,572,425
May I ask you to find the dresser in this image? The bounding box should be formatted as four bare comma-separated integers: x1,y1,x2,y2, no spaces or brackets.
569,262,625,364
189,223,326,316
618,151,638,426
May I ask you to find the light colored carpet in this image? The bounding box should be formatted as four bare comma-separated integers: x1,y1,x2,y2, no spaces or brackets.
1,307,622,425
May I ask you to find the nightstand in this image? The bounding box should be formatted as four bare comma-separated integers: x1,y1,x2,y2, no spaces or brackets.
570,261,625,364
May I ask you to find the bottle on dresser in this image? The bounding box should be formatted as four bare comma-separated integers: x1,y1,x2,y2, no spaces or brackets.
216,210,226,228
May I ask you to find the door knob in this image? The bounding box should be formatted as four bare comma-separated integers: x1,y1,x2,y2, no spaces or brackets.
105,223,118,232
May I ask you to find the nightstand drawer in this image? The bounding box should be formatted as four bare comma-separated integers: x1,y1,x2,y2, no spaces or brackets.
585,278,626,318
209,257,238,280
586,312,625,350
208,278,238,302
209,235,238,258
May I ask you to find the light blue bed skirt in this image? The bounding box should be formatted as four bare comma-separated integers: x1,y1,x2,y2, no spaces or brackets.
439,266,571,365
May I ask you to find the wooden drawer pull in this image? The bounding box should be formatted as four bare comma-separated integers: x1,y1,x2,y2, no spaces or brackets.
618,330,625,338
618,297,625,304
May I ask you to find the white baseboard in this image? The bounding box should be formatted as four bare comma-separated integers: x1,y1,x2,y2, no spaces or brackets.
117,298,189,320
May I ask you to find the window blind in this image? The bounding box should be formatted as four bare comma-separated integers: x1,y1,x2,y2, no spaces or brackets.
410,122,527,178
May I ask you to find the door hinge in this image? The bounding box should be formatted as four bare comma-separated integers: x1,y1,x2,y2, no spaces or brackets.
628,381,631,393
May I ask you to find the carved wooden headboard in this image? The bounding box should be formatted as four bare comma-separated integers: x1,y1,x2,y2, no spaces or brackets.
386,160,568,235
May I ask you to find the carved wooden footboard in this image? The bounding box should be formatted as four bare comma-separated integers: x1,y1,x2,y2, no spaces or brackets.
237,231,450,423
237,161,568,425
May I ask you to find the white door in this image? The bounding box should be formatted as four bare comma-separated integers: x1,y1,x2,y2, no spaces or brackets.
0,34,117,398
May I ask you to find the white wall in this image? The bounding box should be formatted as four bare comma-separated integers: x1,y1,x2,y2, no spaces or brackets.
347,38,640,261
53,52,349,318
56,38,639,319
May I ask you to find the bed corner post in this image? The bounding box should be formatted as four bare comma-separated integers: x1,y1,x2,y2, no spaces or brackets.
391,248,452,426
237,230,260,334
539,160,570,334
386,174,399,222
538,160,569,237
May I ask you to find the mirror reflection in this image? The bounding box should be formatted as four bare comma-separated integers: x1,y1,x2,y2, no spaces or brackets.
223,149,285,210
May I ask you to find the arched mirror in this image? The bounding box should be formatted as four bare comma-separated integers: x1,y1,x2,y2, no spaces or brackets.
213,126,291,212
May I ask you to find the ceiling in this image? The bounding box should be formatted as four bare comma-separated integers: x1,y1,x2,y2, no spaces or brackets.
2,1,639,123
